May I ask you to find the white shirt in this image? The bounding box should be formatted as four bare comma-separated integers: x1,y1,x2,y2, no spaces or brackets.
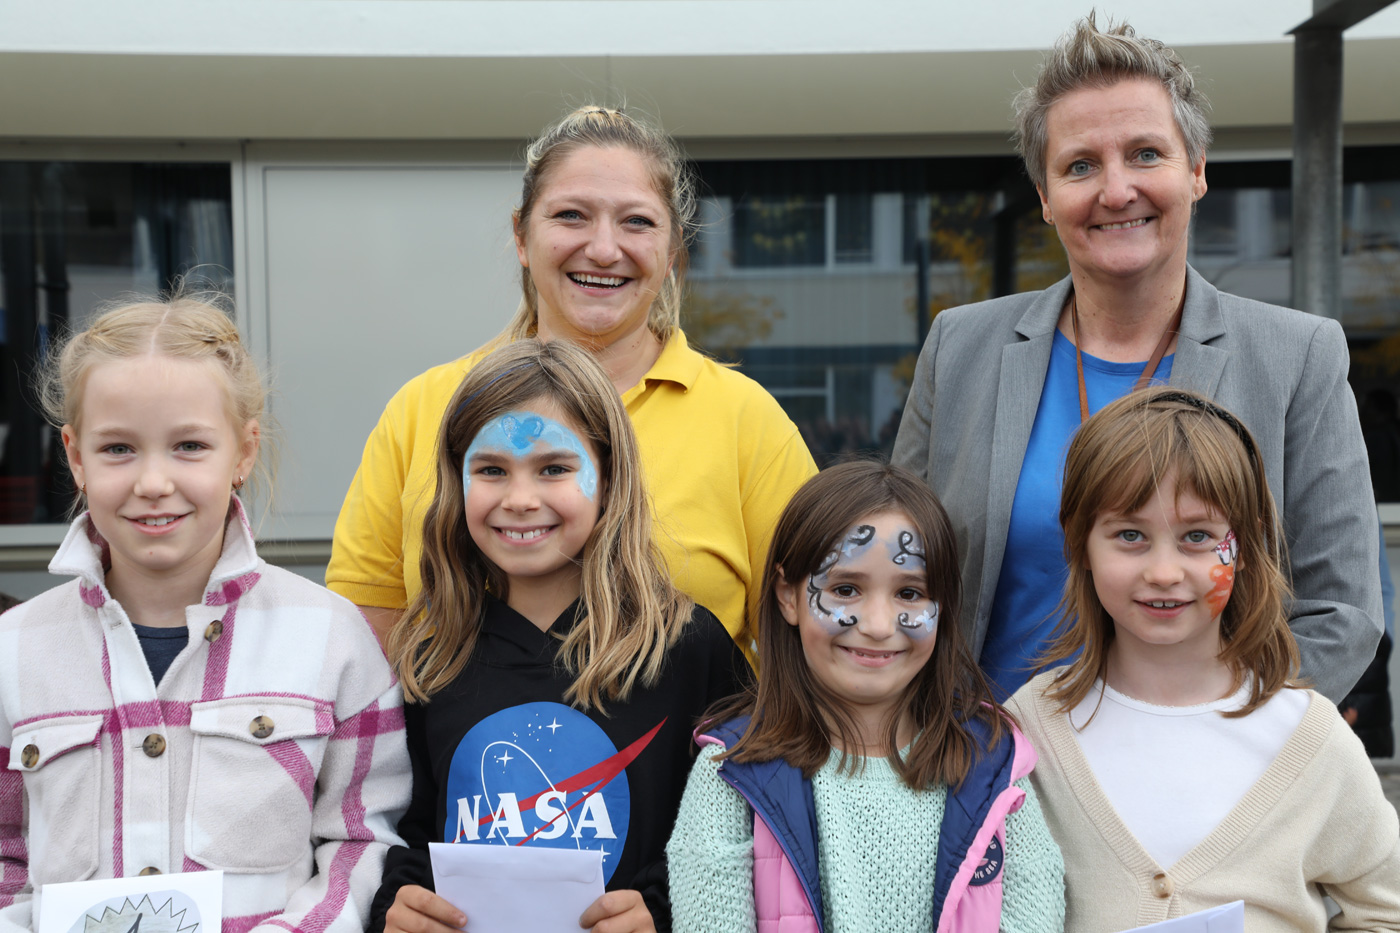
1069,679,1308,868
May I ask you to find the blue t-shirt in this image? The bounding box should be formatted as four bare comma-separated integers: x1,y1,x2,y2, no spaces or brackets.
133,622,189,686
979,330,1173,700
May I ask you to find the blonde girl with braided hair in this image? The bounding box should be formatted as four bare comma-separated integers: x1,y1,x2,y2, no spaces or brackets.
0,291,411,933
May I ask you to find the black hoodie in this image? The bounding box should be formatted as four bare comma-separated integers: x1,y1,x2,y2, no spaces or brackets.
370,596,749,932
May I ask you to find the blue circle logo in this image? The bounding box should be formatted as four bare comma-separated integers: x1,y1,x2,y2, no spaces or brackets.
442,702,634,882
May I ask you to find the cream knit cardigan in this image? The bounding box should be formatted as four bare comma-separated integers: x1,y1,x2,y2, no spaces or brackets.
1008,671,1400,932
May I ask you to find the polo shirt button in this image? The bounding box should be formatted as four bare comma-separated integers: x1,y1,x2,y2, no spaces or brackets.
1152,871,1173,898
249,716,275,739
138,866,162,876
20,744,38,768
204,620,224,642
142,734,166,758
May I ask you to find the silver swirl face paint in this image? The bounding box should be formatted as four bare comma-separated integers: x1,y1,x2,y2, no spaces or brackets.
890,529,925,567
787,511,946,735
807,524,874,628
804,519,940,639
897,603,940,636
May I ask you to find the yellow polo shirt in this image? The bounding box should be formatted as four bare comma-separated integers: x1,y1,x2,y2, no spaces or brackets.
327,331,817,661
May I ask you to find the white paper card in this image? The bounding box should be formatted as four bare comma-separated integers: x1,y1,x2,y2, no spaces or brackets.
429,842,604,933
1118,900,1245,933
38,871,223,933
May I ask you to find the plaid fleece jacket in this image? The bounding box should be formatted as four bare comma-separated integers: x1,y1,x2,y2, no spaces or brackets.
0,503,411,933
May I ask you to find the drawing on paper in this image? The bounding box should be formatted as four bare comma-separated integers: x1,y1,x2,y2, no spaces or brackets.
68,893,201,933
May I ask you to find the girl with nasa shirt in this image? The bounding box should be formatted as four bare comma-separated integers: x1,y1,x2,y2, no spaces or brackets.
666,461,1065,933
1007,388,1400,931
370,339,747,933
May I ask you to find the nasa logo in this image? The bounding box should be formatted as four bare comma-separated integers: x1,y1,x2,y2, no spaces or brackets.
969,834,1003,886
442,702,664,883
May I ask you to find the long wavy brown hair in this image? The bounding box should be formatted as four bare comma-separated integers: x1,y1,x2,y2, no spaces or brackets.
702,460,1007,789
388,338,693,709
1042,387,1298,718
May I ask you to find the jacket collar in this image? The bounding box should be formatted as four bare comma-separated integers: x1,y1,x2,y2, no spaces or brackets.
1013,274,1073,340
1015,266,1224,345
50,496,261,601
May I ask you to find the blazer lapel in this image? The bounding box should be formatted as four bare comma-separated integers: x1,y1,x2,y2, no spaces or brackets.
976,279,1068,653
1168,267,1229,397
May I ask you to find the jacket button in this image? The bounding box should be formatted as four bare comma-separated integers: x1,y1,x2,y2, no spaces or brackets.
138,866,162,876
142,734,166,758
1152,871,1173,898
20,744,38,768
204,620,224,642
249,716,275,739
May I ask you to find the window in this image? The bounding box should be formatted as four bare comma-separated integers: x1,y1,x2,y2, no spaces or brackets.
0,161,233,524
731,196,825,268
689,155,1039,466
834,193,874,264
1192,192,1238,256
685,147,1400,492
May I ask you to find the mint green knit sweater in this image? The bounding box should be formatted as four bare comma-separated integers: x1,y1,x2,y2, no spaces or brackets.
666,744,1066,933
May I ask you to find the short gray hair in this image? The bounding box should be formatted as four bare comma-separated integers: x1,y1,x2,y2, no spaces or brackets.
1012,13,1213,191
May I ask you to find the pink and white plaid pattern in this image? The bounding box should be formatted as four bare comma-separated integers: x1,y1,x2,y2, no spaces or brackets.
0,503,410,933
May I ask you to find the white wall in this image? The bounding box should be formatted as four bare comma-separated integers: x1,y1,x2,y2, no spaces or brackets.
0,1,1397,142
7,1,1397,57
238,155,523,541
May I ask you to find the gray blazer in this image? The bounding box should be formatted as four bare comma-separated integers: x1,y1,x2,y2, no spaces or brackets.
892,267,1382,702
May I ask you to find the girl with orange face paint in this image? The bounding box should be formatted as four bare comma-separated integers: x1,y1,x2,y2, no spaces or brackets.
1004,387,1400,932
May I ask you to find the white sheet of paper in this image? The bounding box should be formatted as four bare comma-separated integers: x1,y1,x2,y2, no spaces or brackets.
429,842,604,933
38,870,223,933
1118,900,1245,933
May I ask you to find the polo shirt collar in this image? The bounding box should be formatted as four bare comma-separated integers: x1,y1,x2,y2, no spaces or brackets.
622,330,702,402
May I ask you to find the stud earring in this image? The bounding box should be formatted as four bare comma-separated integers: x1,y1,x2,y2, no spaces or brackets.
80,483,86,494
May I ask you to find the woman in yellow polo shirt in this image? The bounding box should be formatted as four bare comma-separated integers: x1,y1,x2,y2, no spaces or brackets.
328,106,816,661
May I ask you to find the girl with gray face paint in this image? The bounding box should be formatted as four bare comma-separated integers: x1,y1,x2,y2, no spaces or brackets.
667,460,1064,933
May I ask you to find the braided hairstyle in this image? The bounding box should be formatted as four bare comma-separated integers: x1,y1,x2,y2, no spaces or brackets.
38,288,272,504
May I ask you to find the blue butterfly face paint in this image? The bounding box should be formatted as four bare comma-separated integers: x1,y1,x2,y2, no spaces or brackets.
463,410,599,502
460,404,603,596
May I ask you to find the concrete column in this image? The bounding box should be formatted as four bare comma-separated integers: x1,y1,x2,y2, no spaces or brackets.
1291,25,1345,318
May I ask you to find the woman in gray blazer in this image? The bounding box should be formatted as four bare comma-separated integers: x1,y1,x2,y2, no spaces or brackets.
892,14,1381,702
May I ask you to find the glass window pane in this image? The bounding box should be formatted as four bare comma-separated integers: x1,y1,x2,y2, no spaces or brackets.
0,161,232,524
687,147,1400,488
1192,192,1237,256
731,195,826,268
834,193,873,265
690,157,1038,467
